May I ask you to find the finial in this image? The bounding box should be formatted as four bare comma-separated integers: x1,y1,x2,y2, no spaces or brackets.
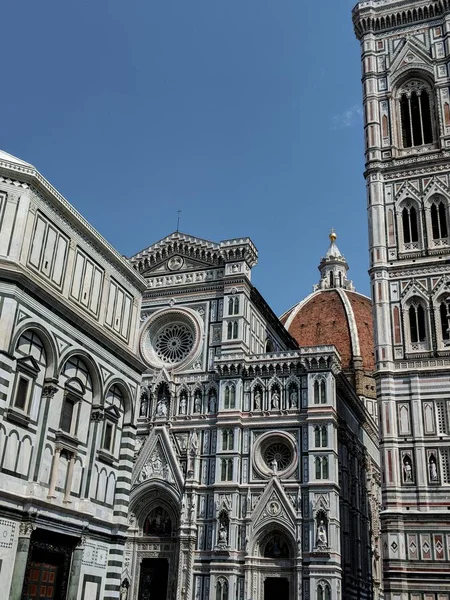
329,228,337,243
176,209,182,232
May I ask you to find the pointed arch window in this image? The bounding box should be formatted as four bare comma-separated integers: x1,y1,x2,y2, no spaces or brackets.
314,426,327,448
399,80,433,148
402,205,419,243
220,459,233,481
216,578,229,600
317,582,331,600
430,199,448,240
315,456,329,479
409,303,426,343
439,301,450,343
314,380,327,404
222,429,234,450
224,385,236,409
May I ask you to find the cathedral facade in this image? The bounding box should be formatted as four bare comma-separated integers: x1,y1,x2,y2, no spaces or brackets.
126,232,380,600
353,1,450,598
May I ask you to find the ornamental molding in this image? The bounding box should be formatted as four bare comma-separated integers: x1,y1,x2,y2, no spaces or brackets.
249,477,297,542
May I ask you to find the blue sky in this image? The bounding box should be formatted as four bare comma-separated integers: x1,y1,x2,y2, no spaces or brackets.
2,0,366,316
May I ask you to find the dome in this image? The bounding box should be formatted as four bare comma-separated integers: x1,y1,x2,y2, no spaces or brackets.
281,288,374,372
280,231,375,401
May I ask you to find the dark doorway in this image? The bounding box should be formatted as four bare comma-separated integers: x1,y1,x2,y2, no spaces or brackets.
138,558,169,600
264,577,289,600
22,530,75,600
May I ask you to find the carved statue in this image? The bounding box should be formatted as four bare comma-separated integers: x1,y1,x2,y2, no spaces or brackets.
403,457,413,482
120,580,129,600
271,390,280,409
429,456,438,481
254,389,262,410
140,396,148,417
290,388,298,408
194,391,202,413
218,523,228,545
179,395,187,415
209,392,216,413
270,458,278,474
317,519,328,547
157,397,168,417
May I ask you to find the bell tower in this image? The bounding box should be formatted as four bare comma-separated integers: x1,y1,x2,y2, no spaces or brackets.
353,1,450,598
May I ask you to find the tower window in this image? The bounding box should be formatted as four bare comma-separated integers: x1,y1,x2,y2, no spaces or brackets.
402,205,419,243
221,458,233,481
409,303,426,343
399,82,433,148
431,200,448,240
440,301,450,342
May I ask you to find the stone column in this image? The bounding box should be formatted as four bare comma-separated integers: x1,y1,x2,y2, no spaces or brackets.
66,536,85,600
64,454,75,502
47,447,61,498
9,521,35,600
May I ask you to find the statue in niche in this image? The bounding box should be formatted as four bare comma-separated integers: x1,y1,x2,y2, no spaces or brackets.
271,389,280,409
194,390,202,413
120,579,129,600
189,430,199,454
403,456,413,482
140,395,148,417
179,394,187,415
157,397,168,417
144,506,172,536
254,389,262,410
218,523,228,545
429,455,438,481
289,388,298,408
209,391,216,413
316,519,328,547
270,459,278,474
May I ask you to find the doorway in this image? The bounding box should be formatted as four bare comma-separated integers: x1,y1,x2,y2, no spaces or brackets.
138,558,169,600
22,530,74,600
264,577,289,600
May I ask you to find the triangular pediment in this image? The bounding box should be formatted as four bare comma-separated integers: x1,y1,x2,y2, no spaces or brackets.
250,477,297,535
390,38,432,78
129,231,223,274
132,426,184,493
16,355,41,375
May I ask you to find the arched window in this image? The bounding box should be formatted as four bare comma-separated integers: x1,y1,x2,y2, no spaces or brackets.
440,301,450,342
321,426,328,447
322,456,329,479
329,271,334,287
227,322,232,340
12,330,47,414
320,381,326,403
60,356,93,437
102,384,124,454
399,80,433,147
232,321,238,339
221,459,233,481
222,429,234,450
317,582,331,600
234,297,239,314
265,339,274,353
216,578,229,600
228,297,234,315
409,303,426,343
314,381,320,404
315,457,322,479
402,205,419,243
230,386,236,409
224,386,230,409
430,199,448,240
315,427,321,447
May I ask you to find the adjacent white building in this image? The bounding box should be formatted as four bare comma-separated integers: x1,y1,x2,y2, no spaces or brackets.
0,150,147,600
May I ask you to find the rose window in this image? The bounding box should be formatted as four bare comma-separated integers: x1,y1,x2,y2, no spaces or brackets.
154,323,194,364
140,308,202,369
263,442,292,471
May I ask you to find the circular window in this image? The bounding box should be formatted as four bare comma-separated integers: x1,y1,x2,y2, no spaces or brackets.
140,308,202,369
263,441,292,471
253,431,297,478
154,323,194,364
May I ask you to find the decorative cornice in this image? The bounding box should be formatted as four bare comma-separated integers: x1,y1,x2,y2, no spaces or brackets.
0,157,146,291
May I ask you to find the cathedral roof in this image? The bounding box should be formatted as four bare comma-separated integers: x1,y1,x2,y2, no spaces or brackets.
0,149,33,167
280,232,375,372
